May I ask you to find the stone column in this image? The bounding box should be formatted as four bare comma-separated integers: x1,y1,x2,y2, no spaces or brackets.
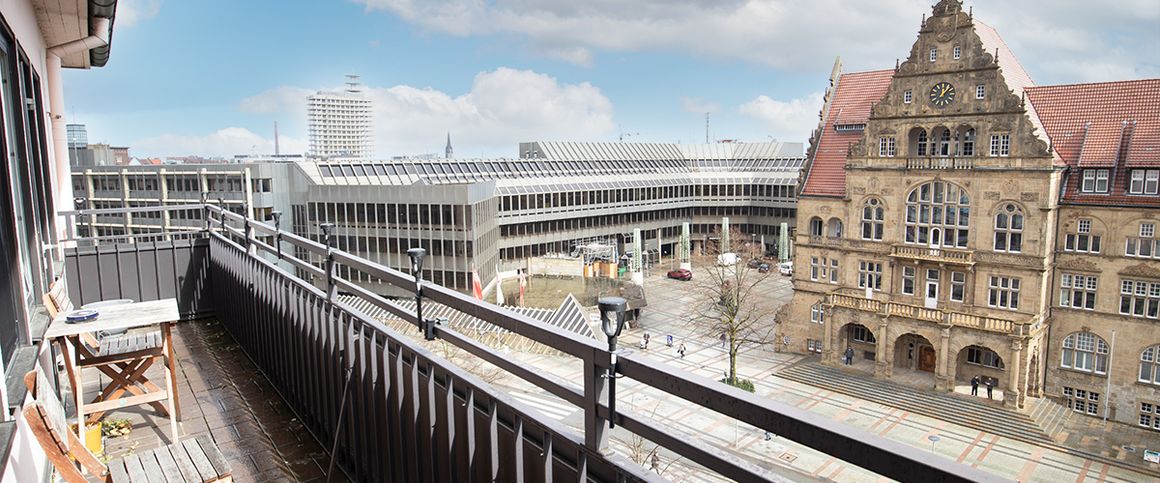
1007,339,1024,409
822,314,835,365
874,319,891,378
935,324,953,391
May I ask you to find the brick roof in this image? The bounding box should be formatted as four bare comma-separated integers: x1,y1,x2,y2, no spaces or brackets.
1025,79,1160,207
800,69,894,197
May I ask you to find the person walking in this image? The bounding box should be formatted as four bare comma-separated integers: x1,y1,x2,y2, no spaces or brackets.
970,375,980,396
985,378,994,400
720,332,727,350
643,332,650,350
844,347,854,366
666,334,673,347
678,343,686,358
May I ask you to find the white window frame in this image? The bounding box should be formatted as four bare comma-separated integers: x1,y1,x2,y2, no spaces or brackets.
861,199,884,241
810,256,819,281
849,325,876,343
1139,402,1160,430
993,204,1023,253
1060,273,1097,310
902,266,916,295
990,134,1010,157
975,84,985,99
966,346,1004,369
810,303,825,324
879,137,896,157
1061,333,1109,374
987,276,1020,310
904,90,912,104
953,46,961,59
930,48,937,62
829,258,839,284
950,271,966,302
1141,346,1160,386
1120,279,1160,319
858,261,883,291
1081,169,1110,193
1130,169,1160,195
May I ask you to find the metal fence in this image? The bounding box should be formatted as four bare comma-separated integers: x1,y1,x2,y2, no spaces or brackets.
64,203,1004,482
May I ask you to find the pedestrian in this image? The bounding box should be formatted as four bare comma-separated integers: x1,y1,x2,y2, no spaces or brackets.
678,343,686,358
720,332,727,349
844,347,854,366
650,452,660,473
985,378,994,400
666,334,673,347
764,431,772,441
643,332,650,350
970,375,980,396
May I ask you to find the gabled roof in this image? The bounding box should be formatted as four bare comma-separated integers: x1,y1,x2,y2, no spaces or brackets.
800,69,894,198
1026,79,1160,207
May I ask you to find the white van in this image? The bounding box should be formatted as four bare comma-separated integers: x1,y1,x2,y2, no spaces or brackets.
717,252,739,266
778,261,794,276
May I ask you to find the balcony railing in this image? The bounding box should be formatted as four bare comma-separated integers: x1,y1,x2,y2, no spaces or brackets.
829,293,1035,336
890,244,975,265
58,204,1000,482
905,157,974,170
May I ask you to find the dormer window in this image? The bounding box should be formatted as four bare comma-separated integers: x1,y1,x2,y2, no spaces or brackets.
953,46,961,59
1081,169,1109,193
1129,169,1159,195
930,48,938,62
904,90,913,103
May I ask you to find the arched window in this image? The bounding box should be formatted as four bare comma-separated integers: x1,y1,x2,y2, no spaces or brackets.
826,218,843,238
1061,332,1110,374
918,130,928,156
905,181,970,248
1141,346,1160,385
909,128,928,157
960,128,976,156
993,203,1024,252
935,127,952,156
809,217,823,237
861,198,884,240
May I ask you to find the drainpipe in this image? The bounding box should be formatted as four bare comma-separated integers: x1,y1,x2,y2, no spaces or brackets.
46,17,112,246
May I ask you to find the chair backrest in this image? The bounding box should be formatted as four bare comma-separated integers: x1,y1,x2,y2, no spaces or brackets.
22,370,106,482
43,278,73,319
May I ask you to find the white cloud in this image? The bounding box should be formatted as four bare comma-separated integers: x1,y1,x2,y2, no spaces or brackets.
132,127,306,158
352,0,1159,83
116,0,162,27
739,92,823,143
229,67,614,158
680,97,719,115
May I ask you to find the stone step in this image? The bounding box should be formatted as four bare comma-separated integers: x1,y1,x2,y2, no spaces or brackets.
1026,397,1073,442
778,362,1053,443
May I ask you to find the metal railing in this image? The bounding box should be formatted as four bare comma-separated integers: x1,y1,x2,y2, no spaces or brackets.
829,293,1033,336
63,203,1003,482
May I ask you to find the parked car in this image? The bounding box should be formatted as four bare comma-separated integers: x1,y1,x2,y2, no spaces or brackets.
758,263,771,273
778,261,794,276
717,252,739,266
667,268,693,281
747,258,762,269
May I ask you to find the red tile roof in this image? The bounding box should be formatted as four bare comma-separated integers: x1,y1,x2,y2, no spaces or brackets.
1026,79,1160,207
800,69,894,197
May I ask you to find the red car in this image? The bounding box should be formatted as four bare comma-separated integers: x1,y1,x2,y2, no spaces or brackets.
667,268,692,281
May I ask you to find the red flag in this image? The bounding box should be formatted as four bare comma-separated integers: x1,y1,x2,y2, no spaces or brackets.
471,267,484,300
518,271,527,306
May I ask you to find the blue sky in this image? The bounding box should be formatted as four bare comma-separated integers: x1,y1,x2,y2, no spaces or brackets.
63,0,1160,159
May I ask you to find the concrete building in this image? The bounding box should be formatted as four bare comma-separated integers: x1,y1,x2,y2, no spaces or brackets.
781,0,1159,430
308,75,374,160
72,141,804,296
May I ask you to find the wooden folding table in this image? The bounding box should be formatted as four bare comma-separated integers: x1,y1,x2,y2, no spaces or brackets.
45,298,182,441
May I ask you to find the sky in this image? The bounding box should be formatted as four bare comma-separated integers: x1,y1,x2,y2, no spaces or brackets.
62,0,1160,160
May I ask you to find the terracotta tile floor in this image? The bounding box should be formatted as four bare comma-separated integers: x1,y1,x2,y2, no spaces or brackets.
66,319,346,482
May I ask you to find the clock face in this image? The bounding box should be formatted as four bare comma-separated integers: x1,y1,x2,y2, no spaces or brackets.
929,82,956,107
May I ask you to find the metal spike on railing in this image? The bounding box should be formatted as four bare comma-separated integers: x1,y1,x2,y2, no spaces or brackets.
271,211,283,259
320,222,337,301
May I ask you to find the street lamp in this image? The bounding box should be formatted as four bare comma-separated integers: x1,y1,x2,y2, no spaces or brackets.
598,296,627,428
408,247,434,340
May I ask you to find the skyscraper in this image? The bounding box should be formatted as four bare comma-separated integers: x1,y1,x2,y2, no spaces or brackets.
308,75,374,160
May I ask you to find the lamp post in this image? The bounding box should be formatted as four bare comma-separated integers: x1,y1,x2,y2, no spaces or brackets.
270,211,283,259
598,296,627,428
73,197,87,240
319,223,336,300
408,247,434,340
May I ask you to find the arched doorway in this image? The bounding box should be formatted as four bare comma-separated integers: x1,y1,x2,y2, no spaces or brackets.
894,333,936,372
956,345,1006,401
837,323,878,370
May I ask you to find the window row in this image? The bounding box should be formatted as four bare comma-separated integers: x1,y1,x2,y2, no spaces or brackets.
1084,168,1160,195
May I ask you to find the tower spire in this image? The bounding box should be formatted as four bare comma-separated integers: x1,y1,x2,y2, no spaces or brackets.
445,132,453,159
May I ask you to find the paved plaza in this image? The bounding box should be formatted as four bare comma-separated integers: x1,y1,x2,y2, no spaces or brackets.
491,262,1160,482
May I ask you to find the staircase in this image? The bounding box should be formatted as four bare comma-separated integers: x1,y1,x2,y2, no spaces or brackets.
778,362,1055,444
1026,396,1073,442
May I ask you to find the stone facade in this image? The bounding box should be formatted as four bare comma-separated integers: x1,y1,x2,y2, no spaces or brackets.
782,0,1160,429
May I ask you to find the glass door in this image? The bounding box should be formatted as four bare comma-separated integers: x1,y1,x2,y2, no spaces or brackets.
925,269,940,308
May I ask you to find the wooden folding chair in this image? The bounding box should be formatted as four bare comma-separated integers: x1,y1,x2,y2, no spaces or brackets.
22,370,231,483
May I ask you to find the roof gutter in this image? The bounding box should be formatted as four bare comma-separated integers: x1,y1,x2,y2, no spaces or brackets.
48,16,111,61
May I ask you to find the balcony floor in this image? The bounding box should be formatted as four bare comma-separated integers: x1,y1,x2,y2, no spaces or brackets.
68,319,344,482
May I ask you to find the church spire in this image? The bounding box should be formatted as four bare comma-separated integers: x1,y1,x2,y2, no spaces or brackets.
445,132,453,159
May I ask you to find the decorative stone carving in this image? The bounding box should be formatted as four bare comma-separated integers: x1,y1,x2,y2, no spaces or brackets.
975,252,1042,268
1121,263,1160,279
984,191,1001,200
1055,257,1100,272
852,186,866,195
818,206,832,214
1021,192,1039,202
1002,179,1019,195
868,177,881,192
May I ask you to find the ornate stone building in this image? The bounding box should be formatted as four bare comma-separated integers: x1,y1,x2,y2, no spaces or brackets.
782,0,1159,427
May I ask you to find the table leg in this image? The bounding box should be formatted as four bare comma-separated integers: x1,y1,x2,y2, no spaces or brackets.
162,323,180,441
56,337,84,440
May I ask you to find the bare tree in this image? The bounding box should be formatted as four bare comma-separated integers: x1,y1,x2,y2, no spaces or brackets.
693,228,778,388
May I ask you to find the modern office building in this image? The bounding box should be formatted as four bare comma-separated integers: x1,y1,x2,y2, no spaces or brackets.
308,75,374,160
72,141,804,295
781,0,1159,429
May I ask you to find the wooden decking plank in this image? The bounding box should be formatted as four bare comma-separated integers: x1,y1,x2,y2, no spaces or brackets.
195,435,231,478
122,453,149,483
168,441,203,482
108,458,131,483
154,445,186,482
136,449,168,482
181,436,217,481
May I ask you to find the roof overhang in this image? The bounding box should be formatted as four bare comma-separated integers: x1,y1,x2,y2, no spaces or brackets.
32,0,118,68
